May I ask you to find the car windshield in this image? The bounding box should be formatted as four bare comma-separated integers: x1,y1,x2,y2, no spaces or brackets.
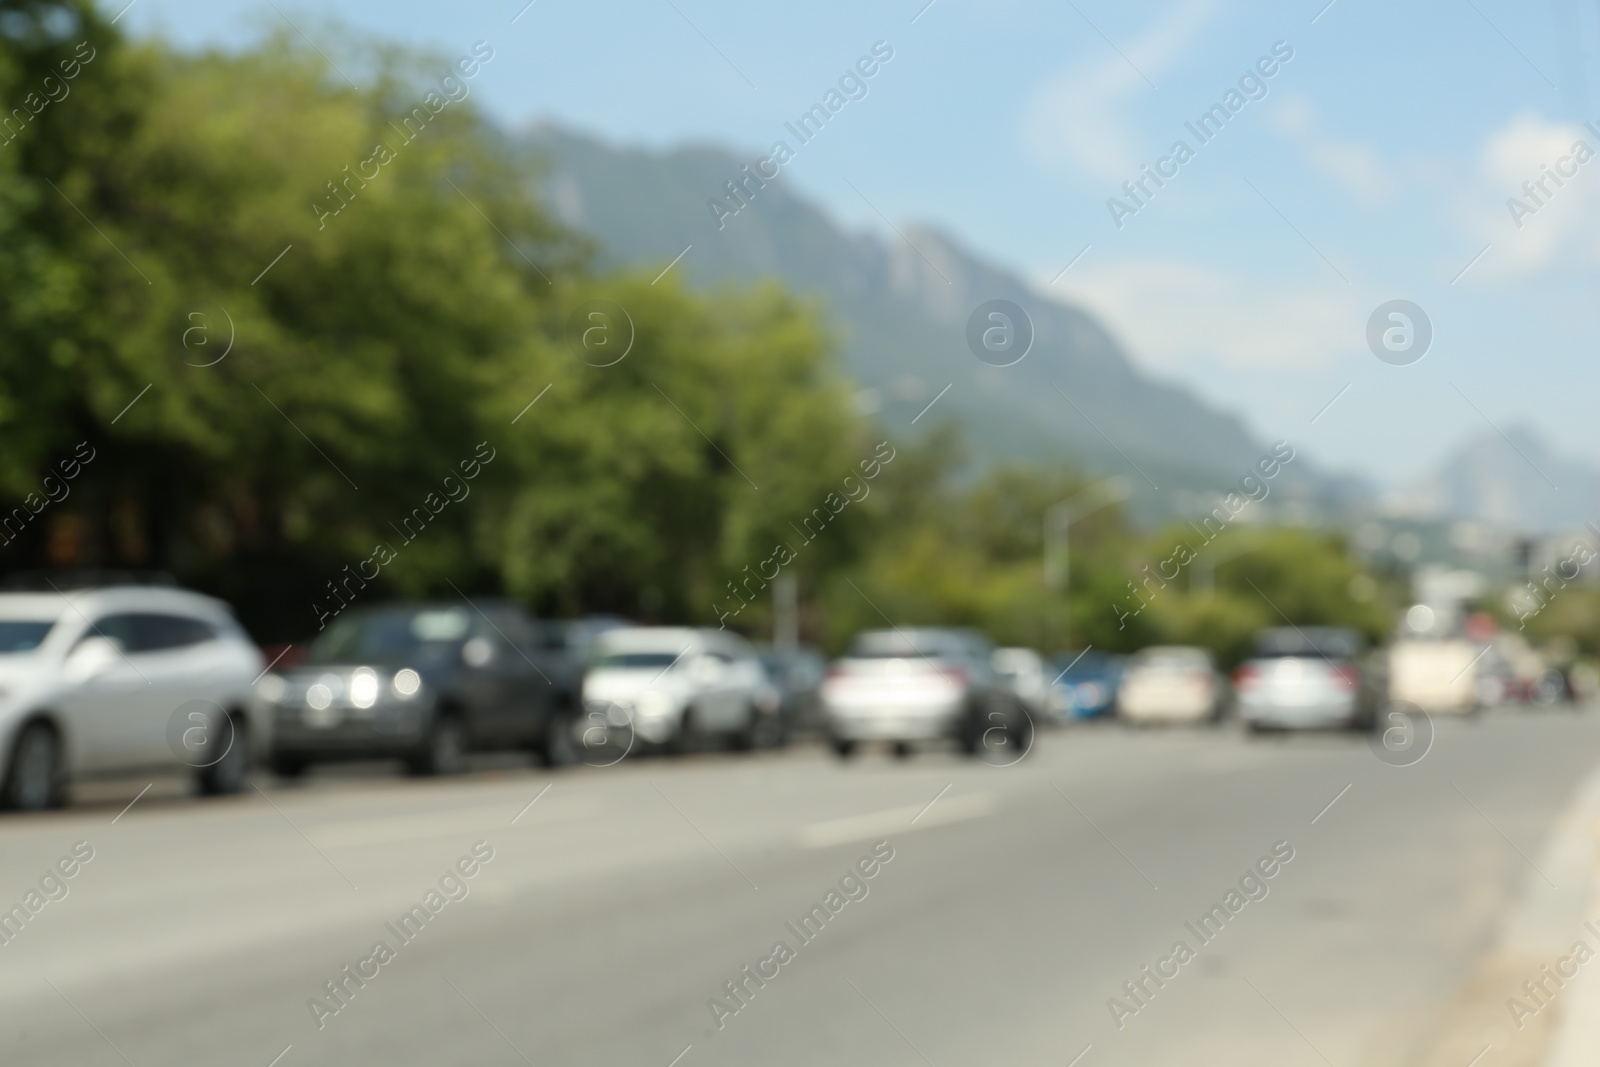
308,609,471,665
0,619,54,653
593,650,684,669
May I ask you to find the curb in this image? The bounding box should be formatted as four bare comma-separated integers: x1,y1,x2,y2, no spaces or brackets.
1541,782,1600,1067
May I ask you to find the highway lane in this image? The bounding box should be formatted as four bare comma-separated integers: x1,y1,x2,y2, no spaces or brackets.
1,705,1598,1067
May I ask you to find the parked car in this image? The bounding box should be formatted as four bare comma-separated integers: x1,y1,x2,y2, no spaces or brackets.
1047,650,1124,721
821,628,1030,760
992,647,1050,720
1388,638,1479,714
1117,646,1222,724
261,602,581,776
756,644,827,740
581,627,780,752
1234,627,1375,732
0,580,266,810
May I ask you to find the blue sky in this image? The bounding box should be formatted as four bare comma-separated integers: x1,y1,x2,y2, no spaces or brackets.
118,0,1600,490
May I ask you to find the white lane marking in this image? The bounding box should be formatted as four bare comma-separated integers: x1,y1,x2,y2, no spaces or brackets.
799,792,997,849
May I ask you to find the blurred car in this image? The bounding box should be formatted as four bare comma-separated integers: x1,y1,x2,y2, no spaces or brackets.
1234,627,1374,732
262,602,580,776
1047,650,1124,721
820,628,1029,759
757,644,826,740
582,627,779,752
1388,638,1479,714
0,580,266,810
992,647,1050,719
1117,646,1222,724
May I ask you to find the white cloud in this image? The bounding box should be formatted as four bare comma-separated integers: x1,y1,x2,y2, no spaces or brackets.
1453,111,1600,280
1021,0,1224,183
1269,95,1396,209
1043,257,1364,375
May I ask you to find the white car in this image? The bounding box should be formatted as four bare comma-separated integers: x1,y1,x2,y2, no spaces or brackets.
0,583,266,810
581,627,778,752
1117,646,1221,724
992,647,1050,719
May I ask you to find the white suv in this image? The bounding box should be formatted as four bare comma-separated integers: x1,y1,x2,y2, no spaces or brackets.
581,627,778,752
0,583,266,810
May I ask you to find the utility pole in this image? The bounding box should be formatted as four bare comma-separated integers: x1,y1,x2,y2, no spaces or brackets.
1044,478,1130,651
773,573,799,649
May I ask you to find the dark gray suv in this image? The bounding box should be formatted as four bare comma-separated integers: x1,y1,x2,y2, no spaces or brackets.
262,602,580,776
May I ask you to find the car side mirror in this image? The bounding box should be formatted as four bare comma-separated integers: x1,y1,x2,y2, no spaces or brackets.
65,636,121,683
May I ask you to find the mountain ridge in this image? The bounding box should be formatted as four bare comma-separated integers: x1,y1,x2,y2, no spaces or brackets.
522,122,1361,515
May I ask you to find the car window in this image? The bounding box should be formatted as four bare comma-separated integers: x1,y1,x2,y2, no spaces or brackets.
132,613,218,652
82,613,141,650
481,611,536,648
309,610,468,665
592,650,683,669
0,619,55,653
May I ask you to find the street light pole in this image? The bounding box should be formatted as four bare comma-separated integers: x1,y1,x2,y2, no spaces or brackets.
1044,478,1130,651
1193,541,1261,596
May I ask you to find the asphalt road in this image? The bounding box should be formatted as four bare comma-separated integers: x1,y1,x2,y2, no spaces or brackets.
1,705,1598,1067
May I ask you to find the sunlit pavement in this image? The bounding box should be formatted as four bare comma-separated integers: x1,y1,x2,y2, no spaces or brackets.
1,705,1598,1067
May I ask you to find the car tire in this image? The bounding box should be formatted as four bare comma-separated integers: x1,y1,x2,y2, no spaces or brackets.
1,721,63,812
830,736,855,759
668,707,698,756
271,754,308,779
197,714,250,796
408,714,467,776
538,712,579,768
733,702,774,751
891,740,914,759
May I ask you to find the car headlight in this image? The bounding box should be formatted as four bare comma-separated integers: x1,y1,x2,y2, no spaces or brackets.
636,690,676,717
350,668,379,709
257,673,287,704
392,668,421,698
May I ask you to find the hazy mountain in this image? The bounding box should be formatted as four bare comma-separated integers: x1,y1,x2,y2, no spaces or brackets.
1393,427,1600,533
520,123,1361,516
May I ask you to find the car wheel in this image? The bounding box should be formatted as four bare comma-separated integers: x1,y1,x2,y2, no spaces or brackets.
668,707,698,756
2,722,63,812
830,736,855,759
197,715,250,796
958,702,984,756
408,714,467,776
892,740,914,759
538,712,579,768
733,702,772,751
271,754,308,779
